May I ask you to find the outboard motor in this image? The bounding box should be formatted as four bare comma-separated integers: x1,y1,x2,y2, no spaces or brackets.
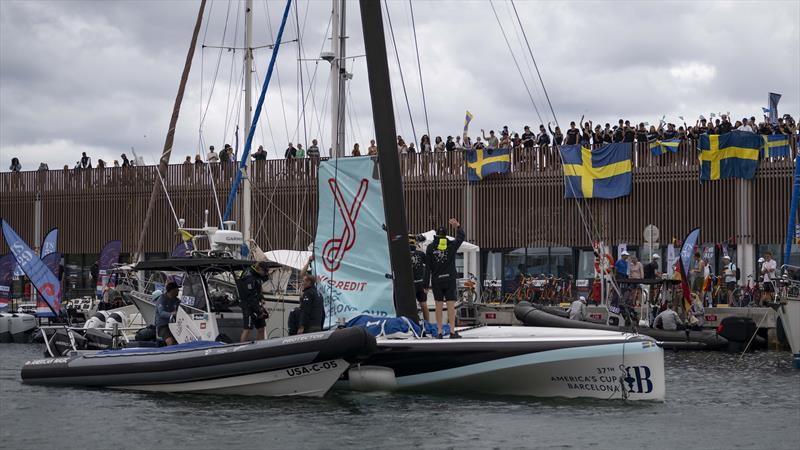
83,311,108,330
83,328,114,350
105,312,125,329
47,329,88,357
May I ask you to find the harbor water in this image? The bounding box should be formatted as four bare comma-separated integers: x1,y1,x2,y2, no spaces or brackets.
1,344,798,450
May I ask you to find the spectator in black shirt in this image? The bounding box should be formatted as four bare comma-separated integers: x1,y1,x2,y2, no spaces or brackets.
635,123,647,143
647,125,660,142
548,125,563,145
565,121,580,145
664,124,677,139
521,126,535,150
121,153,131,167
593,125,603,145
581,121,593,146
252,145,267,161
718,115,732,134
623,120,635,143
612,126,624,143
603,124,613,143
284,143,296,159
537,125,550,147
80,152,92,169
445,136,456,152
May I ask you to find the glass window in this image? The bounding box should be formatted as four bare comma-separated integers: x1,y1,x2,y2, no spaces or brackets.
525,247,548,275
502,249,527,293
456,254,465,279
577,249,596,279
550,247,573,277
482,250,503,284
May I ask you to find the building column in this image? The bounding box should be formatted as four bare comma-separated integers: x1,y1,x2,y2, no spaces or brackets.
736,178,755,282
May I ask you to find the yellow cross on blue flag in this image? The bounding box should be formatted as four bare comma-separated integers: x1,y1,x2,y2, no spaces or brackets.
698,131,762,181
649,139,681,156
762,134,790,158
561,143,632,198
466,147,510,182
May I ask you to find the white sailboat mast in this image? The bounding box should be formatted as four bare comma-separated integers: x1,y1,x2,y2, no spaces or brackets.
243,0,253,242
331,0,346,158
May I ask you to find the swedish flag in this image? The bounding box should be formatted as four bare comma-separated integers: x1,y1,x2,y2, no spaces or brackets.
466,147,510,182
649,139,682,156
762,134,790,158
698,131,762,181
561,143,632,198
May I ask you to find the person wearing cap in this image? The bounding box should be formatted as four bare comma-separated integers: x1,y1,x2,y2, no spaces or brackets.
408,235,431,323
569,295,588,321
237,261,271,342
425,218,465,339
154,281,180,346
615,251,629,280
721,255,737,305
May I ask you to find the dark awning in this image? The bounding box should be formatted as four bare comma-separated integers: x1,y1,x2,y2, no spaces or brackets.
133,258,280,273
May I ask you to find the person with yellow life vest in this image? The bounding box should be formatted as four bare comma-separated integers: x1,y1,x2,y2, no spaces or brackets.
425,218,464,339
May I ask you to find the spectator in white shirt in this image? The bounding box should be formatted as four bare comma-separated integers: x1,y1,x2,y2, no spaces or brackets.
760,251,777,304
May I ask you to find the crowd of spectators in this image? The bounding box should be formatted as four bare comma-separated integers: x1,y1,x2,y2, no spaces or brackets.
5,113,797,181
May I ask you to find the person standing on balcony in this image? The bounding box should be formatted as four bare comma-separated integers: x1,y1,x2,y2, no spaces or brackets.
307,139,320,160
284,143,296,159
623,120,635,143
481,129,499,148
521,125,535,151
445,136,455,152
351,143,361,157
548,124,563,146
121,153,131,167
10,157,21,172
581,121,593,146
565,121,580,145
252,145,267,161
79,152,92,169
368,139,378,155
207,145,219,163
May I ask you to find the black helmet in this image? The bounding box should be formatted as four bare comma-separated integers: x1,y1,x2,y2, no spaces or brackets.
437,226,447,237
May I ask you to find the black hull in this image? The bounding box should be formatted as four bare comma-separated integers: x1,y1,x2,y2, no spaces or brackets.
515,302,729,351
22,327,375,387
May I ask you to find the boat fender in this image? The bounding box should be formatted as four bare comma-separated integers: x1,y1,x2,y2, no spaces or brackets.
347,365,398,391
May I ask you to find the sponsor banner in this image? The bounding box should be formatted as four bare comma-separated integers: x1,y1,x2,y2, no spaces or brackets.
1,220,62,316
313,157,394,327
95,240,122,297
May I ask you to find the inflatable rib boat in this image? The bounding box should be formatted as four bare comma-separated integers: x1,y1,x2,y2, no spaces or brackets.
22,327,375,397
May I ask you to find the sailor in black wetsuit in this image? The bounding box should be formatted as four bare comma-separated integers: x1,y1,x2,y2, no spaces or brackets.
237,261,270,342
298,256,325,334
425,218,464,339
409,235,431,323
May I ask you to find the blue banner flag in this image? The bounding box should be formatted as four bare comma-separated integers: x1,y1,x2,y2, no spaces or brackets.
313,156,395,327
561,143,632,199
41,228,58,257
465,147,511,182
649,139,681,156
96,240,122,297
698,131,762,181
1,220,62,317
0,253,14,311
769,92,781,125
762,134,790,158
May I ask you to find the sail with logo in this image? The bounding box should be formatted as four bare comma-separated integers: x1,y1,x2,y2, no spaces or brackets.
313,156,394,327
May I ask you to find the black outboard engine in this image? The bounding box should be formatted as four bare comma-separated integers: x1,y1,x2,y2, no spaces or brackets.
83,328,114,350
47,329,88,357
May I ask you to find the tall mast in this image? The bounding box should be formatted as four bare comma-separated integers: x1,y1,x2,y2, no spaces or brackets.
330,0,346,158
242,0,253,242
358,0,418,321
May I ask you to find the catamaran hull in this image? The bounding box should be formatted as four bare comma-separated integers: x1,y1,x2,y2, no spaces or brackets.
22,327,376,397
339,329,665,401
115,358,349,397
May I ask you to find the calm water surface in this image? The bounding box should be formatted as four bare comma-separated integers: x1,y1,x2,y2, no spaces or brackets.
1,344,798,450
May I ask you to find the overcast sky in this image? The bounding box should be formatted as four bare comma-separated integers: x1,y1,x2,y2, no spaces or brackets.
1,0,798,171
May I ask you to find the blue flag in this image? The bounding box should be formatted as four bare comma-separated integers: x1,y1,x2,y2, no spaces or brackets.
171,240,194,258
96,240,122,297
465,147,511,182
41,228,58,257
313,157,395,327
649,139,681,156
698,131,762,181
1,220,62,317
762,134,790,158
561,143,632,199
769,92,781,125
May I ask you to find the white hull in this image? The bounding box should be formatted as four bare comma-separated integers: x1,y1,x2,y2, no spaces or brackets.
340,327,665,401
114,358,349,397
777,298,800,367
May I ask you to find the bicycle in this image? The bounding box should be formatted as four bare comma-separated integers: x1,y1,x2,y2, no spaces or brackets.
460,274,477,303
